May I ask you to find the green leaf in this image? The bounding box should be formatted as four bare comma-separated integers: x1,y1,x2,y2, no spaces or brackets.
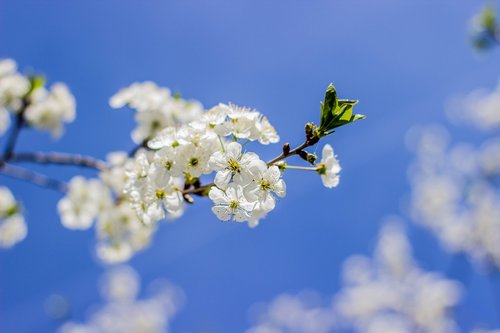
28,75,45,95
317,84,364,136
319,84,338,129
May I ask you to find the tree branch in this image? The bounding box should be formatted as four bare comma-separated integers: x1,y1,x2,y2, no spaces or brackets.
0,162,67,193
7,152,108,171
3,109,26,160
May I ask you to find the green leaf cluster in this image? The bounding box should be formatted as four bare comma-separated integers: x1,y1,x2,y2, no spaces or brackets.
318,84,365,137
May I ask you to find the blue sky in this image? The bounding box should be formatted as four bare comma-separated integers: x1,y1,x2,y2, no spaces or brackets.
1,1,499,332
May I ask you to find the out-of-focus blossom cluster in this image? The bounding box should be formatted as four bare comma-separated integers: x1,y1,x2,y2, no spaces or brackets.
408,124,500,268
246,291,336,333
447,82,500,131
335,221,462,333
0,186,26,248
58,265,183,333
0,58,75,138
245,221,461,333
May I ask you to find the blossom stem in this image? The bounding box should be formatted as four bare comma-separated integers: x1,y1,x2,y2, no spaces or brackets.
5,152,108,171
285,165,318,171
0,162,67,192
217,135,226,152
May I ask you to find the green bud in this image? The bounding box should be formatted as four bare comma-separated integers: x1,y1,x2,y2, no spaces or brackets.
306,153,317,165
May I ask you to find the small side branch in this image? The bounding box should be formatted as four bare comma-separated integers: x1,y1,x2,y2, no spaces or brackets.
0,162,67,193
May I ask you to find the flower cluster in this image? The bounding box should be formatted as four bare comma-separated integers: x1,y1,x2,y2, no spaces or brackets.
58,265,183,333
0,186,26,248
0,58,75,138
110,81,204,143
122,99,288,228
51,82,350,263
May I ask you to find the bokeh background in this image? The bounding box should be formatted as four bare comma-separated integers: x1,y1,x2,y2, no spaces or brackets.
0,1,498,332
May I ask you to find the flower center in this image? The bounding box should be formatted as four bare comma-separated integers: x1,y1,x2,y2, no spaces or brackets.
229,200,239,209
155,189,166,200
189,157,199,167
259,180,272,191
164,160,173,171
227,159,240,173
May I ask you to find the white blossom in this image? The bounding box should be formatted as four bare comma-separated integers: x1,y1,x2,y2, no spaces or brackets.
317,144,341,188
209,184,255,222
110,81,203,143
209,141,259,189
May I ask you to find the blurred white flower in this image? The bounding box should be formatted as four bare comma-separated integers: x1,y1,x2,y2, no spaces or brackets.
58,177,112,230
58,265,183,333
24,83,76,138
0,186,27,248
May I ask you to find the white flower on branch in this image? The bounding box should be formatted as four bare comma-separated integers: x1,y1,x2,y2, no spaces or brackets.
209,184,255,222
209,142,259,189
0,186,27,248
317,144,341,188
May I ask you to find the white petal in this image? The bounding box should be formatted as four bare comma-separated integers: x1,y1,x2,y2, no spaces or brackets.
212,206,231,221
208,187,228,205
214,170,232,190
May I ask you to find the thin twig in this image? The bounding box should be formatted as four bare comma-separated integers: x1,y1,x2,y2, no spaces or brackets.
7,152,108,171
182,137,319,196
0,162,67,193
